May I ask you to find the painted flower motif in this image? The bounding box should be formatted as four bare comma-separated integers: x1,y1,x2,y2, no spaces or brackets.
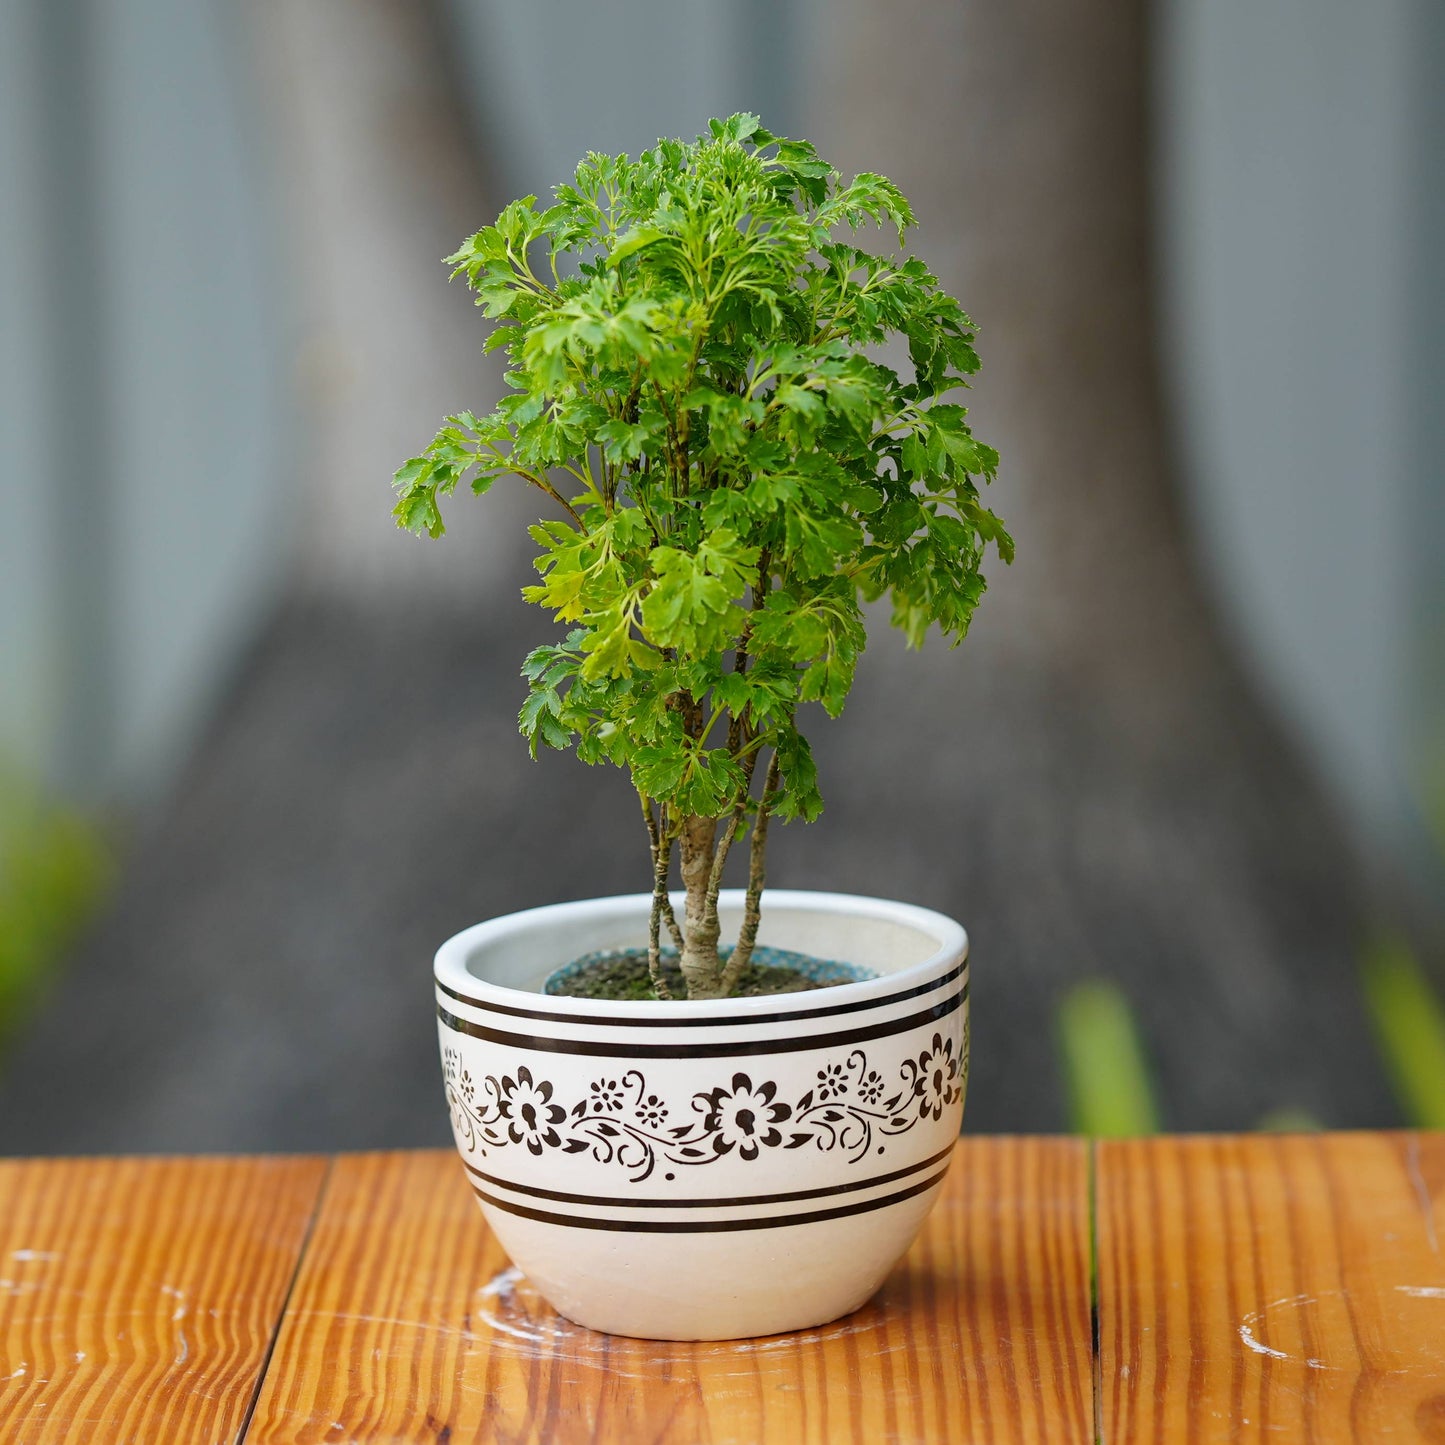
700,1074,792,1160
498,1066,566,1154
443,1017,966,1176
914,1033,962,1123
637,1093,668,1129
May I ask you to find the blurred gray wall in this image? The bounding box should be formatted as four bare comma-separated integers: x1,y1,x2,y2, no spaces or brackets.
0,0,288,804
1418,2,1445,877
1156,0,1442,886
445,0,795,202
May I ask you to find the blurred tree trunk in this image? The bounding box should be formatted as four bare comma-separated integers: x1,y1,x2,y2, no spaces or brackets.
809,1,1192,682
787,1,1398,1129
248,0,532,597
0,0,1402,1149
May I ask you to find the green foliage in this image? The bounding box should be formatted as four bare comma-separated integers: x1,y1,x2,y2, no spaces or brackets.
0,780,111,1049
1361,934,1445,1129
393,115,1007,839
1057,981,1161,1137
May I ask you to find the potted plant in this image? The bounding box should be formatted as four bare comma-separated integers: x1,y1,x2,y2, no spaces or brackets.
395,115,1009,1340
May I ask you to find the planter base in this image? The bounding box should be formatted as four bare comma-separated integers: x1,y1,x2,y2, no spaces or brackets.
478,1176,946,1341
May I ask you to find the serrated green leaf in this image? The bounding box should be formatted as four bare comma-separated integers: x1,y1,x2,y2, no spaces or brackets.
609,227,668,266
772,728,823,822
393,115,1006,922
640,530,758,654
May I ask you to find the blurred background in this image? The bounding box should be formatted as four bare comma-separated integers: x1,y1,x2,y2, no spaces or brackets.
1,0,1442,1151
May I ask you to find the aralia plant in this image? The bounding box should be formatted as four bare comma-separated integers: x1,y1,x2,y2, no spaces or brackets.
393,115,1009,1001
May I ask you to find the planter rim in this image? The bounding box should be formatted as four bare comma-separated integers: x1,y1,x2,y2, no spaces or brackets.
434,888,967,1020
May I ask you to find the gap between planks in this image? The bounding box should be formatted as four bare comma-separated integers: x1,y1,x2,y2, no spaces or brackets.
0,1154,331,1445
235,1155,336,1443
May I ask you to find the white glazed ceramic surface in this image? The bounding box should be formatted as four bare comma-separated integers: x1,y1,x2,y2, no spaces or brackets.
434,889,969,1340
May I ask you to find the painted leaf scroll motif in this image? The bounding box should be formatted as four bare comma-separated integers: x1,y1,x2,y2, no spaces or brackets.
442,1031,966,1184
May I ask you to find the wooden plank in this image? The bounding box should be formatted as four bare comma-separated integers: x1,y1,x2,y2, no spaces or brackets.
0,1154,328,1444
246,1140,1093,1444
1098,1132,1445,1443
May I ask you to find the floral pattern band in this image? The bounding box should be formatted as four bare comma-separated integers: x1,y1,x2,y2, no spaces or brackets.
442,1025,967,1184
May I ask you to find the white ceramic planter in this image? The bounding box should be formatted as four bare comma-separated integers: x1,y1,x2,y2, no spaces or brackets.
434,889,969,1340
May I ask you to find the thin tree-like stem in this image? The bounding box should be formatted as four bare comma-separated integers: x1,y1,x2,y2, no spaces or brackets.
704,549,774,954
703,733,760,913
659,884,684,951
718,751,780,995
480,446,583,527
640,791,677,999
640,789,685,951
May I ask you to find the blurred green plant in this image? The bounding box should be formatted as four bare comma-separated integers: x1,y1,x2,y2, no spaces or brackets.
0,779,111,1049
1360,933,1445,1129
1255,1106,1322,1132
1056,980,1161,1137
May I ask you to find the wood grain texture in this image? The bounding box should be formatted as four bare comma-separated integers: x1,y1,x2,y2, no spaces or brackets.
1098,1132,1445,1443
0,1154,327,1444
244,1140,1094,1444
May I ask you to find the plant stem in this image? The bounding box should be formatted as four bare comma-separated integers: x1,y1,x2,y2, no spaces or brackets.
659,880,684,951
703,735,760,912
677,814,723,997
718,751,780,996
483,445,583,527
690,548,775,999
725,548,770,757
639,791,676,1000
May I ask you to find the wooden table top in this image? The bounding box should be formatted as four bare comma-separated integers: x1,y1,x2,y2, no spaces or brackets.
0,1134,1441,1443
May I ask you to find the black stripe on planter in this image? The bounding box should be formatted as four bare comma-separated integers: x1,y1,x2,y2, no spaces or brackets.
468,1162,952,1233
461,1140,958,1211
437,958,967,1029
438,981,965,1060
